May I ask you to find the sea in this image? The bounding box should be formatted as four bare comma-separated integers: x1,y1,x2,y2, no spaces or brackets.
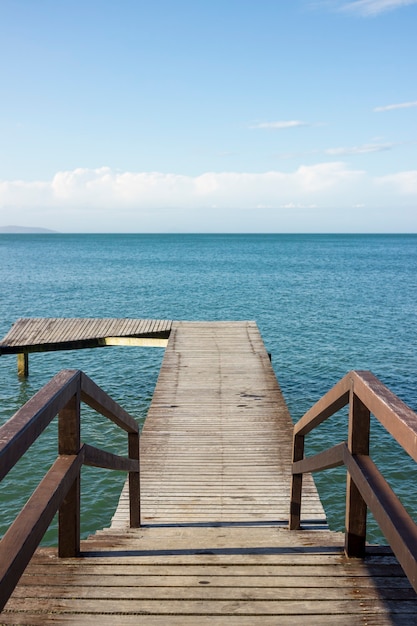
1,233,416,545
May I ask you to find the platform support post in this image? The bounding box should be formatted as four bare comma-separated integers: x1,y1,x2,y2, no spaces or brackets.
17,353,29,377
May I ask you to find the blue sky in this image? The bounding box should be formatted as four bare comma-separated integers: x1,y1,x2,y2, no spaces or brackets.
0,0,416,232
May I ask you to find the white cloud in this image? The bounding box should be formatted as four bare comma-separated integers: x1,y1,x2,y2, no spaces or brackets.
376,170,417,194
374,100,417,112
0,164,364,212
326,142,393,155
1,164,416,232
340,0,417,15
280,202,319,209
250,120,309,130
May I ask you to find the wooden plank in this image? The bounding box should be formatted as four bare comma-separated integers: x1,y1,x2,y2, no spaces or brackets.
0,616,413,626
5,595,417,616
83,443,138,472
0,318,173,354
102,337,169,347
8,583,417,601
16,573,414,589
64,318,82,342
13,560,409,575
292,442,346,475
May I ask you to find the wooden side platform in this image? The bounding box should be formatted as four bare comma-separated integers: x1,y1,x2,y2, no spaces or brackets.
0,317,172,354
2,320,417,623
0,318,172,375
0,318,172,353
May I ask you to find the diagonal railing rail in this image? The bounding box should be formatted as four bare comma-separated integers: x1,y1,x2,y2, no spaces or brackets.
0,369,140,611
290,370,417,592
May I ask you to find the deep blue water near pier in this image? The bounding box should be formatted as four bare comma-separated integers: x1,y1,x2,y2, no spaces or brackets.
1,233,416,545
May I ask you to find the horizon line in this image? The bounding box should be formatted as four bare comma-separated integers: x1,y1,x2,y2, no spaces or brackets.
1,230,416,236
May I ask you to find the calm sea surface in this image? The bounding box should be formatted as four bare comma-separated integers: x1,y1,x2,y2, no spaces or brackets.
1,233,416,544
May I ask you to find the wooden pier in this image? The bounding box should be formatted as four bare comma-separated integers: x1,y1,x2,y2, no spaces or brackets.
1,320,417,624
114,321,326,528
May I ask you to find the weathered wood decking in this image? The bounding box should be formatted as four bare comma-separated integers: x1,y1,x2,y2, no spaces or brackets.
2,320,417,624
0,317,172,375
5,530,415,625
114,321,326,527
0,317,172,353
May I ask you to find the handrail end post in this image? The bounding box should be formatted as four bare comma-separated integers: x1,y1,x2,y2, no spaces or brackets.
289,478,302,530
344,473,367,557
345,528,366,558
58,475,81,557
344,389,370,558
128,432,140,528
58,388,81,557
289,433,304,531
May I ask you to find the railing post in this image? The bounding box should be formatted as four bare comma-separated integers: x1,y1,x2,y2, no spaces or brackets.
289,433,305,530
128,431,140,527
58,385,81,557
345,387,370,557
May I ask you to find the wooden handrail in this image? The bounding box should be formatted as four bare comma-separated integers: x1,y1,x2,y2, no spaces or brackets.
0,369,80,481
290,370,417,593
0,369,140,611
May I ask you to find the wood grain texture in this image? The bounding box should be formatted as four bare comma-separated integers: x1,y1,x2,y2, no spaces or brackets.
3,321,417,623
0,317,173,354
127,320,326,527
4,527,417,624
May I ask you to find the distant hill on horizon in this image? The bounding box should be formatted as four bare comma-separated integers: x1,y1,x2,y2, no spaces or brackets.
0,225,59,234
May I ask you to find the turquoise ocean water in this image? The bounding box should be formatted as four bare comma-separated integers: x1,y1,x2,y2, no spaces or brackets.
1,233,416,544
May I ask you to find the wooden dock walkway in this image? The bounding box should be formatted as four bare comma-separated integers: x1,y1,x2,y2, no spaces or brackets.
113,320,326,527
2,320,417,624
